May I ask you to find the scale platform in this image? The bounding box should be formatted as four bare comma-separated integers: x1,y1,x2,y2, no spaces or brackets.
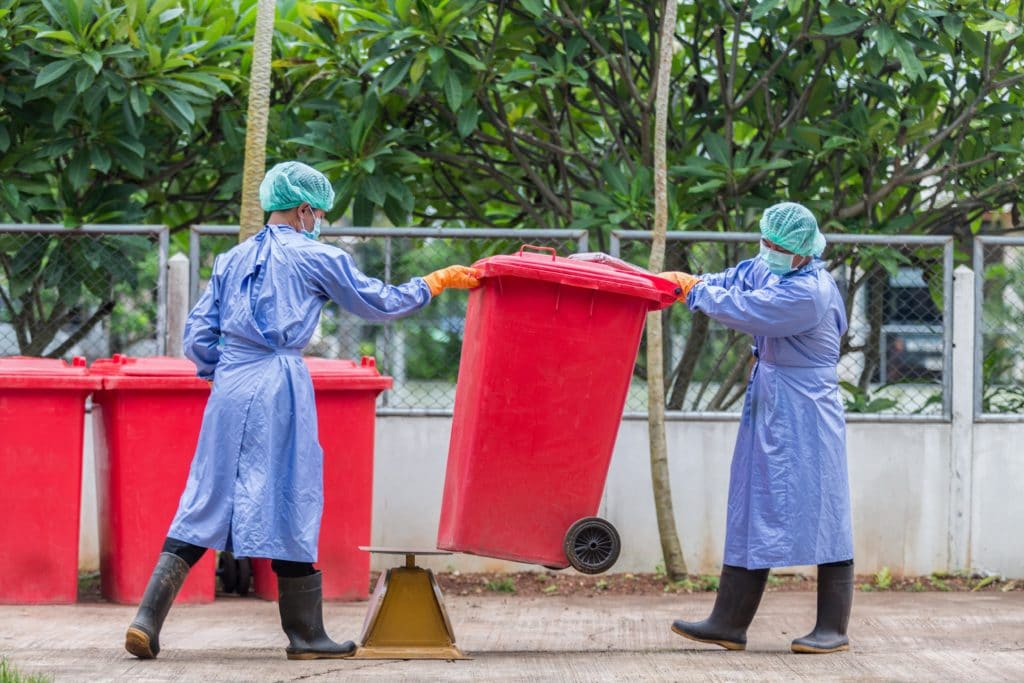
352,547,470,660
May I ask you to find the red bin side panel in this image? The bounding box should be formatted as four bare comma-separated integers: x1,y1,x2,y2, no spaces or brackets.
0,387,91,603
438,275,650,567
94,386,215,604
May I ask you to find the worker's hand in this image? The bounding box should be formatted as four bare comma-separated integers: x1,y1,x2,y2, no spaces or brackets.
423,265,482,296
658,271,701,301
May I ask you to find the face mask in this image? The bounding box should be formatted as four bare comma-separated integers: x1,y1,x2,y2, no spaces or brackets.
299,209,322,240
760,243,798,276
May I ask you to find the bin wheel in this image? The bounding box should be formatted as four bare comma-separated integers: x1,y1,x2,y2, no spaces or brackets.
217,552,253,596
563,517,620,575
235,557,252,597
217,552,238,594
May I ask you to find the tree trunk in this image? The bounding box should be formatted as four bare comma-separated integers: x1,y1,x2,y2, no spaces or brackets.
238,0,276,243
647,0,687,580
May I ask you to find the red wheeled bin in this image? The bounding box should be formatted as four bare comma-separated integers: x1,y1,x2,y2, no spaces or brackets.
91,354,215,604
250,357,392,601
0,357,99,603
437,247,677,573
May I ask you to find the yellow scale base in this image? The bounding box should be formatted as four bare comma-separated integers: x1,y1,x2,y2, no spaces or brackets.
353,550,470,660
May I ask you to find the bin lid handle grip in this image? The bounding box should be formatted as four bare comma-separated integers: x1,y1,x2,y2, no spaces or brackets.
518,244,557,260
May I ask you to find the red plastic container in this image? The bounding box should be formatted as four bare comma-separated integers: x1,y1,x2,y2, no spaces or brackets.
0,357,99,604
437,248,677,571
251,357,391,601
91,354,214,604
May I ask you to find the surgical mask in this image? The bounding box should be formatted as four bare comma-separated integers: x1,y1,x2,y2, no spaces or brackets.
299,210,322,240
760,243,798,276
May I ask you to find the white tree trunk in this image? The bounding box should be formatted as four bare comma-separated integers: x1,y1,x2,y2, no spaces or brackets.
647,0,687,579
238,0,276,243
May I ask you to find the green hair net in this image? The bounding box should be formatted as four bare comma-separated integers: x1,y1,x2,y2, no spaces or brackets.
759,202,826,257
259,161,336,212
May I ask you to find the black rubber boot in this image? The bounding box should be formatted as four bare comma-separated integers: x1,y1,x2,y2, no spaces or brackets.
125,553,190,658
791,563,854,654
671,564,769,650
278,572,356,660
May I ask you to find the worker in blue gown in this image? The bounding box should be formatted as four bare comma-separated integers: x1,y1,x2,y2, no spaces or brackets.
125,162,480,661
660,202,854,655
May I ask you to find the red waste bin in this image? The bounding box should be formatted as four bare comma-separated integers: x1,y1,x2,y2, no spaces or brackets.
91,354,215,604
437,247,677,573
251,356,391,601
0,357,99,604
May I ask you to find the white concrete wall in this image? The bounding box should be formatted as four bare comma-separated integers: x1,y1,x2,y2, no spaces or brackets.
79,403,99,571
970,423,1024,576
76,412,1024,577
367,415,979,577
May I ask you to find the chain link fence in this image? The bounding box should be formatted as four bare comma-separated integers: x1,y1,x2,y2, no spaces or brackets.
190,226,588,410
2,224,956,417
0,225,167,361
612,232,952,417
974,236,1024,415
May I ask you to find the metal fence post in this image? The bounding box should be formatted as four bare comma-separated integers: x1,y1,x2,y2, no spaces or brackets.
973,237,985,418
942,238,954,419
381,235,393,407
189,226,201,307
157,227,169,356
576,231,589,253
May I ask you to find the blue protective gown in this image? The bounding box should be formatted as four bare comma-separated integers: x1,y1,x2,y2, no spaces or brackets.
687,257,852,569
168,224,432,562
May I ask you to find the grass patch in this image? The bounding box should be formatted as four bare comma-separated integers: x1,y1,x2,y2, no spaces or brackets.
0,658,51,683
484,577,516,593
662,574,721,593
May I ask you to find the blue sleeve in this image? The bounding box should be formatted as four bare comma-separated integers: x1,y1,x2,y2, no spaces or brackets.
687,276,823,337
303,244,432,321
184,256,223,379
700,258,764,291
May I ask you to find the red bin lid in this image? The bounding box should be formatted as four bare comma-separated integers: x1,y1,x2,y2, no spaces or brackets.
0,356,99,389
475,247,679,309
92,354,210,389
304,356,393,391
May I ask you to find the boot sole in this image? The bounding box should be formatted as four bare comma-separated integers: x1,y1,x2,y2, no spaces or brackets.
286,650,357,660
125,627,156,659
670,624,745,651
791,642,850,654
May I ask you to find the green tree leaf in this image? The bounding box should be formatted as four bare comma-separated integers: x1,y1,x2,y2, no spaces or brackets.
822,17,867,36
457,105,479,138
444,71,464,110
35,59,75,87
520,0,544,18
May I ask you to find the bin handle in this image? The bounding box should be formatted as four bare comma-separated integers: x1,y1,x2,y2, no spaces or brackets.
518,244,557,260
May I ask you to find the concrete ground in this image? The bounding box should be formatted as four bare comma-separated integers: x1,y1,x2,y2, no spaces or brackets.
2,592,1022,682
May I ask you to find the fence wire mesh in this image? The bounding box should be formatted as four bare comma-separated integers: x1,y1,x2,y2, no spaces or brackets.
975,237,1024,415
2,224,951,417
191,227,586,410
612,232,950,416
0,226,166,361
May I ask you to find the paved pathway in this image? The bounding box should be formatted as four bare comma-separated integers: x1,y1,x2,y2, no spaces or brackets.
2,592,1022,681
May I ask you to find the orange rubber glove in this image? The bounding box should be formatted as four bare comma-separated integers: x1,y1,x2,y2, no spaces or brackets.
658,271,701,301
423,265,482,296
